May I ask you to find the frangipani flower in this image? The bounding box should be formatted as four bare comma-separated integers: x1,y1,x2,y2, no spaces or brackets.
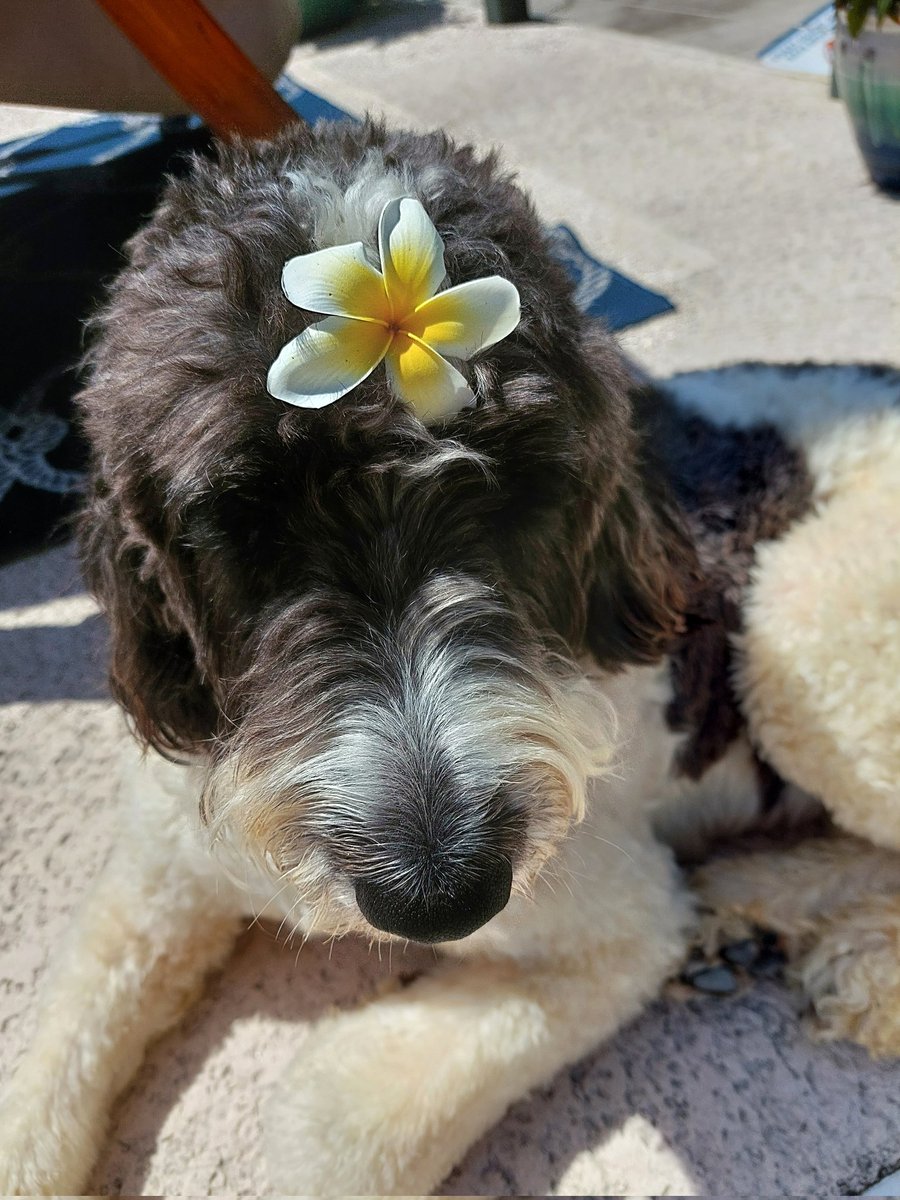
267,197,521,423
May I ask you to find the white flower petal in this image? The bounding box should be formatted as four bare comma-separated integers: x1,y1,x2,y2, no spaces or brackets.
267,316,392,408
378,197,446,320
384,333,475,424
406,276,521,359
281,243,391,323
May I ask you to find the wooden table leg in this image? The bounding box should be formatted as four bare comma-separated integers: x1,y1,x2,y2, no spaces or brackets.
93,0,301,138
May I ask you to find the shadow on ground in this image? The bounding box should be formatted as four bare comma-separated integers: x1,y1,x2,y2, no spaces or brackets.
307,0,449,49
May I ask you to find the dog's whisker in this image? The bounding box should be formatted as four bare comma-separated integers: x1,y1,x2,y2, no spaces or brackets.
579,830,638,866
274,893,306,946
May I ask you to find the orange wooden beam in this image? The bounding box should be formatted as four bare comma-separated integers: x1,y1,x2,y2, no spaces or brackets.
93,0,301,139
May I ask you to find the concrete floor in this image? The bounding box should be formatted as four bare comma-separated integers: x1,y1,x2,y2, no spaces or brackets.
526,0,825,59
361,0,825,60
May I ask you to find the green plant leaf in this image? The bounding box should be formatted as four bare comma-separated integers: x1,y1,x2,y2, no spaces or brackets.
846,0,869,35
843,0,900,31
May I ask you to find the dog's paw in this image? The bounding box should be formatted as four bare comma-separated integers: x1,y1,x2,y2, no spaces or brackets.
691,901,759,961
675,874,786,1000
264,1007,460,1195
672,925,786,1003
797,899,900,1057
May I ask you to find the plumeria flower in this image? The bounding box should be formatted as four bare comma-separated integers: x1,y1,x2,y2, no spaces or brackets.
267,196,521,423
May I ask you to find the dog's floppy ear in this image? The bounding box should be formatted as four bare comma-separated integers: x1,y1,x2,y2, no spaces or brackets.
577,353,702,671
585,470,699,669
79,477,219,756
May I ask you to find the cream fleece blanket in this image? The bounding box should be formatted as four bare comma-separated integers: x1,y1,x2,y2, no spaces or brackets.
2,545,900,1194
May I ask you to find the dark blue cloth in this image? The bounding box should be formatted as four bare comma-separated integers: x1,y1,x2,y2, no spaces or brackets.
547,225,673,331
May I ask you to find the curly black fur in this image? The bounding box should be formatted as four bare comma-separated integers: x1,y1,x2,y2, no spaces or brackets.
77,120,700,762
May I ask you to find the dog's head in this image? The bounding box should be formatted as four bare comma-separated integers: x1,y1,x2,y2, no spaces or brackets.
79,121,694,943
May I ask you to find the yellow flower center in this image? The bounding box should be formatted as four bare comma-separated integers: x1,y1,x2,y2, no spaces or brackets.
267,196,520,422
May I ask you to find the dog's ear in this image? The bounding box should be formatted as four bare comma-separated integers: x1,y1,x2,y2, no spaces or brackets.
79,478,219,755
584,470,699,669
576,351,702,671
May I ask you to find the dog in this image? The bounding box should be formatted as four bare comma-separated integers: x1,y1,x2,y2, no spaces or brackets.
1,118,898,1195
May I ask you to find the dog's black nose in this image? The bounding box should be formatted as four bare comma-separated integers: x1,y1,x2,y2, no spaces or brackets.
354,856,513,943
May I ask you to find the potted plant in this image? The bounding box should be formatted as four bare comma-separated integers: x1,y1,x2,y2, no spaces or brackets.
834,0,900,190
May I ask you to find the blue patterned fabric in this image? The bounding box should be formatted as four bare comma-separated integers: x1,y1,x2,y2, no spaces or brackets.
0,79,674,563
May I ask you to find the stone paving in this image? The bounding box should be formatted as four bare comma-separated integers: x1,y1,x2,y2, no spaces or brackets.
527,0,826,59
379,0,826,60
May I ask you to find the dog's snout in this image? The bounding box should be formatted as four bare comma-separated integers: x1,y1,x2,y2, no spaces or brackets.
354,855,513,943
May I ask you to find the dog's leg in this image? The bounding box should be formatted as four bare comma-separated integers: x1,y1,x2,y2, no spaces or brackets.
265,829,689,1195
0,754,242,1196
693,834,900,1056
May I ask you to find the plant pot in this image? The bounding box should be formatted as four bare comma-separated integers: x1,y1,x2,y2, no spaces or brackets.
834,10,900,192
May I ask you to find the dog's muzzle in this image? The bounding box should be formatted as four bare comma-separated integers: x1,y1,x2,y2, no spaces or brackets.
354,855,513,943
